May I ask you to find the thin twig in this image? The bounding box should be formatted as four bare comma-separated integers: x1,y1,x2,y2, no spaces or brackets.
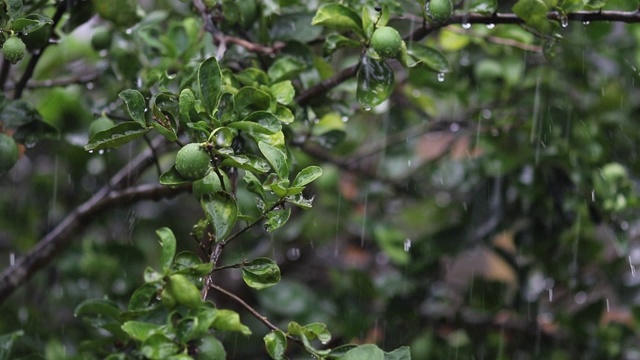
208,282,304,345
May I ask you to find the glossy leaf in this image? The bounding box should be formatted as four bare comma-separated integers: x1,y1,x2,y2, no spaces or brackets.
234,87,272,118
121,321,163,342
323,33,361,56
407,44,451,73
356,55,394,108
264,330,287,360
285,194,315,209
512,0,552,34
268,56,307,83
212,309,252,336
156,227,176,275
159,166,192,186
259,141,289,179
127,283,158,312
201,191,238,241
468,0,498,15
141,333,179,359
270,81,295,105
0,99,42,128
0,330,23,360
220,153,271,173
292,166,323,187
362,5,389,38
274,105,295,124
196,335,226,360
311,3,365,38
118,89,147,127
198,57,222,117
75,298,122,321
342,344,385,360
228,111,282,135
241,257,282,290
265,208,291,232
385,346,412,360
85,122,150,151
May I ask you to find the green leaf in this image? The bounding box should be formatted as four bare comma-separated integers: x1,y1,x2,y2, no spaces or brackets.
175,263,213,277
144,267,164,283
311,3,365,38
234,87,272,118
258,141,289,179
274,105,295,124
179,88,196,124
75,299,122,321
5,0,22,20
468,0,498,15
356,55,395,109
212,309,252,336
198,57,222,117
0,99,42,129
285,194,315,209
362,6,389,38
270,81,295,105
512,0,552,34
159,166,192,186
583,0,605,10
385,346,412,360
0,330,23,360
13,14,53,34
228,111,282,135
156,227,176,275
268,56,307,83
288,322,331,343
292,166,323,187
118,89,147,127
141,333,179,359
265,208,291,232
85,122,150,151
14,119,60,146
196,335,226,360
241,257,282,290
121,321,163,342
201,191,238,241
407,44,451,73
128,283,158,312
323,33,362,56
264,330,287,360
244,171,266,199
270,13,323,43
220,153,271,173
342,344,385,360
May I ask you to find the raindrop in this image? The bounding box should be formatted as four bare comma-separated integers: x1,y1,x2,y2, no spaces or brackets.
86,82,94,90
548,288,553,302
629,256,636,277
403,239,412,252
407,159,412,167
621,221,629,231
88,150,94,154
582,20,590,25
462,23,471,29
364,106,372,111
286,247,301,261
482,109,492,119
574,291,587,305
437,72,445,82
591,190,595,202
606,298,610,312
449,123,460,132
24,136,37,148
9,252,15,266
341,116,349,123
486,23,495,29
560,16,569,28
98,149,105,155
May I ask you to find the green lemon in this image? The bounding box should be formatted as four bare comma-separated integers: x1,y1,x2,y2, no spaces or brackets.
91,0,139,28
2,36,27,64
165,274,202,309
192,170,232,199
0,133,18,173
91,28,113,51
428,0,453,23
88,116,115,139
175,143,211,180
371,26,402,59
160,288,177,309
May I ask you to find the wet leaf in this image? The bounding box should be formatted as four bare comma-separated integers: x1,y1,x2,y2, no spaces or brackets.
140,333,179,359
212,309,252,336
241,257,282,290
270,81,295,105
265,208,291,232
323,33,361,56
198,57,222,117
292,166,323,187
268,56,307,83
0,330,23,360
468,0,498,15
407,44,451,73
156,227,176,275
264,330,287,360
356,55,394,108
512,0,552,34
201,191,238,241
228,111,281,135
196,335,226,359
121,321,163,342
128,283,158,312
342,344,384,360
234,87,272,118
259,141,290,179
311,3,365,38
118,89,146,127
158,166,192,186
85,122,150,151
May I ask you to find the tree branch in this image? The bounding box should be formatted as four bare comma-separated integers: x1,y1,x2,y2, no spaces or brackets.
0,137,180,304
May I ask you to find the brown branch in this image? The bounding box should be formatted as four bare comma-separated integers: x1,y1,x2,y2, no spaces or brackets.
208,282,304,346
0,137,178,304
4,72,101,91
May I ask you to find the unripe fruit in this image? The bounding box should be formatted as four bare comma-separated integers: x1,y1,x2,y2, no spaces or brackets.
92,0,139,28
175,143,211,180
371,26,402,59
601,162,627,182
237,0,258,27
91,28,113,51
428,0,453,23
89,116,115,139
192,170,232,199
165,274,202,309
160,289,177,309
3,36,27,64
0,133,18,173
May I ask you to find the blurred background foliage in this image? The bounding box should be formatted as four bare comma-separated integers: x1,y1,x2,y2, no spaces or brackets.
2,0,640,358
